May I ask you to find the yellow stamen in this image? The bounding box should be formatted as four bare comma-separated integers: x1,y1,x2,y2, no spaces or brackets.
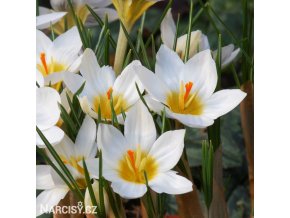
179,81,185,110
184,82,193,101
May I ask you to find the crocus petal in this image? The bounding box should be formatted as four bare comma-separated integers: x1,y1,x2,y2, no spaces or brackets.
36,165,65,190
36,12,67,29
36,87,61,130
75,115,97,158
67,54,83,73
176,30,202,59
36,70,44,87
36,188,69,216
44,71,65,85
149,129,185,173
144,95,165,114
160,8,176,49
98,124,129,168
222,48,240,68
36,29,52,57
50,26,82,66
125,101,156,152
203,89,247,119
47,135,76,161
63,72,86,94
79,96,99,119
200,34,210,50
80,48,115,95
113,60,144,107
137,65,170,103
166,110,214,128
182,49,217,100
85,158,99,179
60,88,72,113
87,0,113,8
38,6,53,15
155,45,184,91
36,126,64,148
149,171,193,194
111,181,147,199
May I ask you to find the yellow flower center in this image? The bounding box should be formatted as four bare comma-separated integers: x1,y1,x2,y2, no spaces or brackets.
37,52,67,90
93,87,128,120
118,145,158,184
166,81,204,115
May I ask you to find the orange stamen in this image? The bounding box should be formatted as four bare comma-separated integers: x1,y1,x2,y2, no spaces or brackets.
106,87,113,100
40,52,49,75
184,82,193,101
127,150,135,168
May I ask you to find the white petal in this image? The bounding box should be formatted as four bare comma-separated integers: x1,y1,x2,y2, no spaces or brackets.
44,71,65,85
36,87,61,130
37,12,67,29
125,101,156,152
111,181,147,199
160,8,176,49
149,129,185,172
36,165,65,189
222,48,240,68
113,60,144,108
80,49,115,95
36,70,44,87
149,171,192,195
36,29,52,57
39,6,53,15
50,26,82,66
203,89,247,119
155,45,184,91
85,158,99,179
63,72,86,94
182,49,217,100
98,124,129,169
60,88,72,113
36,126,64,148
36,188,69,216
75,115,97,158
87,0,112,8
68,54,83,73
166,110,214,128
136,64,170,103
176,30,202,59
47,135,76,160
79,96,99,119
200,34,210,51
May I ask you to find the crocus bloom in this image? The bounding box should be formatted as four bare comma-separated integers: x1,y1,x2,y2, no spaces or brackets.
63,48,144,122
37,26,82,90
39,0,118,34
36,12,67,29
137,45,247,128
112,0,162,30
36,115,99,216
36,86,64,147
161,9,240,68
98,101,193,199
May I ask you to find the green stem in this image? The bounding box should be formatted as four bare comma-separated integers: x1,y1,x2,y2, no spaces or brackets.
114,25,131,74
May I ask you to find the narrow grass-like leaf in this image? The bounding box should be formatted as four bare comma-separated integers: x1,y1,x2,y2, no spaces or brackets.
103,180,121,218
184,0,194,62
144,0,173,48
122,49,132,70
136,13,146,53
104,30,110,65
151,35,156,65
98,151,106,218
86,4,117,49
36,127,84,201
173,13,180,52
120,22,142,61
58,103,77,137
138,30,151,69
109,92,120,128
216,33,222,90
230,64,241,88
66,93,81,128
82,159,101,216
135,83,151,113
50,22,55,41
144,171,156,216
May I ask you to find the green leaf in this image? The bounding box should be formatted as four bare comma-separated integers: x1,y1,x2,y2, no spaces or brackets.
184,0,194,62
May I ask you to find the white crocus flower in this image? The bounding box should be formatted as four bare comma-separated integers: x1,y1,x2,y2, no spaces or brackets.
36,115,99,216
63,48,144,122
36,86,64,147
137,45,247,128
97,101,193,199
161,9,240,68
38,0,118,34
37,26,82,91
36,12,67,29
